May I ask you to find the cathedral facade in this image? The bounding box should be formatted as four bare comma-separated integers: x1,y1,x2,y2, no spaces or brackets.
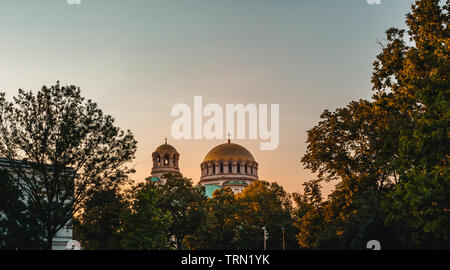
147,139,259,197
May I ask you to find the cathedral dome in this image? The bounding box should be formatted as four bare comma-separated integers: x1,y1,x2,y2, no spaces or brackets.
199,140,259,197
154,143,178,155
203,141,255,162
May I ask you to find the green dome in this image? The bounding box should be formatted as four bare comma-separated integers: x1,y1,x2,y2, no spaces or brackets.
150,177,160,182
222,180,248,187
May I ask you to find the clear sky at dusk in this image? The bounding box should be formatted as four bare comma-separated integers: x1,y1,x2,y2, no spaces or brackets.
0,0,415,195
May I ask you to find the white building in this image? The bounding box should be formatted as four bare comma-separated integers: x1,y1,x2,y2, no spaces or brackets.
0,157,74,250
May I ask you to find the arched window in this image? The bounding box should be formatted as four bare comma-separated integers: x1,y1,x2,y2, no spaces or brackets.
245,164,248,174
250,166,253,175
157,156,161,167
212,162,216,174
237,163,241,173
206,165,209,175
228,162,232,173
164,155,170,166
220,162,224,173
172,155,177,166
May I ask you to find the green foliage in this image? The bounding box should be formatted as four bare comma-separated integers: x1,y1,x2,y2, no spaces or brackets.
293,180,325,249
119,184,172,250
73,187,126,250
302,99,400,189
297,0,449,249
155,174,207,250
0,82,137,249
373,0,449,248
73,183,173,250
186,187,239,250
187,180,299,250
234,181,297,250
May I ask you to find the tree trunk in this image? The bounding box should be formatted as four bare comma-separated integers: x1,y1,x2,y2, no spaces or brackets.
46,229,54,250
177,236,183,250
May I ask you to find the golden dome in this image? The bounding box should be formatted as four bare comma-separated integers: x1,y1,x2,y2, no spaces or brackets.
155,143,178,155
203,142,255,163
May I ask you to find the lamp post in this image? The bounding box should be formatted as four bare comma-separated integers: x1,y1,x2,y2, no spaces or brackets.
281,227,285,250
262,226,268,250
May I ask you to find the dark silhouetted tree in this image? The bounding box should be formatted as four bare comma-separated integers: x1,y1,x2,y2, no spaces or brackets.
0,170,44,249
298,0,449,249
155,174,207,250
0,82,137,249
73,187,126,250
119,184,172,250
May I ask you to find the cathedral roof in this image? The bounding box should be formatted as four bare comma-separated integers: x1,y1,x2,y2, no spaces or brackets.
203,141,255,163
222,180,249,187
154,142,178,155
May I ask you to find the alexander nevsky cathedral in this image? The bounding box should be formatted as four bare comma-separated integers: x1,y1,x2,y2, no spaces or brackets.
145,139,259,197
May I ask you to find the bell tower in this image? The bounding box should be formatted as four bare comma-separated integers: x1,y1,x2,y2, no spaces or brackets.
146,138,180,184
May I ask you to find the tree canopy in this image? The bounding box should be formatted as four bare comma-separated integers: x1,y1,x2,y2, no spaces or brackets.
297,0,449,249
0,82,137,249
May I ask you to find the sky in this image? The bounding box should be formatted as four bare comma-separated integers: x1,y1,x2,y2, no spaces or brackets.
0,0,415,195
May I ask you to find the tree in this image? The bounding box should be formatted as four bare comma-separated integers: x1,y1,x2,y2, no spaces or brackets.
301,99,400,196
234,181,298,250
187,180,298,250
293,180,325,249
186,187,240,250
299,98,401,249
371,0,449,248
298,0,449,249
0,82,137,249
119,184,172,250
155,173,207,250
73,187,126,250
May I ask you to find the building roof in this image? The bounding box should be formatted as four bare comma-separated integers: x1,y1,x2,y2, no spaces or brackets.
203,141,255,163
146,176,160,182
0,157,75,173
222,180,249,187
154,143,178,155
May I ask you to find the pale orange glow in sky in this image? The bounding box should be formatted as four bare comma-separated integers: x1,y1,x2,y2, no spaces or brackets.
0,0,415,196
